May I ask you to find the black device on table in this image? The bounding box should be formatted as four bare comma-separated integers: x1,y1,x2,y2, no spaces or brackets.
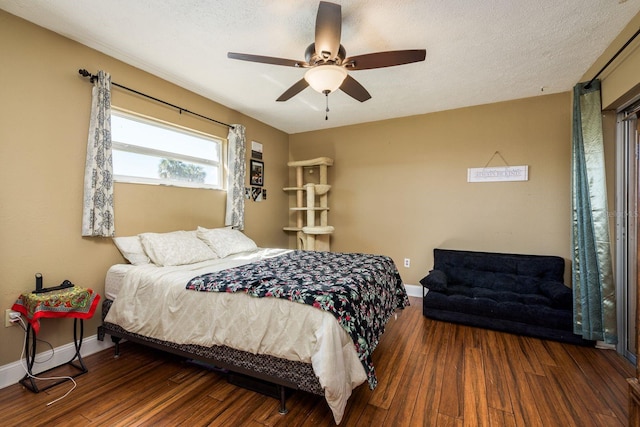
33,273,74,294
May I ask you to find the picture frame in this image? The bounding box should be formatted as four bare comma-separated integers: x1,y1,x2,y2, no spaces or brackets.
251,141,263,159
250,160,264,186
252,187,263,201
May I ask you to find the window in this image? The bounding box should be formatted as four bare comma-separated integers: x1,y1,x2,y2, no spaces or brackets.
111,111,224,190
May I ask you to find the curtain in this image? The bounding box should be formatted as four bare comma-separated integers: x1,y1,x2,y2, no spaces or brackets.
81,70,115,237
571,80,617,344
225,124,246,230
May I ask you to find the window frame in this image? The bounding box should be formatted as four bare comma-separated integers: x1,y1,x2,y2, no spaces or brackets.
110,109,226,190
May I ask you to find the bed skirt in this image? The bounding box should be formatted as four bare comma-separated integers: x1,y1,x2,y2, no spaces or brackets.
97,299,324,412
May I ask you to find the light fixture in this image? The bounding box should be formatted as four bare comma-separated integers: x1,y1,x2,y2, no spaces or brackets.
304,65,348,94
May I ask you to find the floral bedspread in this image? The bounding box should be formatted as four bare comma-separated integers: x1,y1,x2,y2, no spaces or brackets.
185,250,409,388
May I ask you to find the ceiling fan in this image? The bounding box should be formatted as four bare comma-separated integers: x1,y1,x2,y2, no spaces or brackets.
227,1,426,105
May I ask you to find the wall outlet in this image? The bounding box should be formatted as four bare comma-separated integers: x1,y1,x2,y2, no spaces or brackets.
404,258,410,268
5,309,20,327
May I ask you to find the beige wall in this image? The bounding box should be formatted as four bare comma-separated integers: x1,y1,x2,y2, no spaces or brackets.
0,11,289,366
290,93,573,285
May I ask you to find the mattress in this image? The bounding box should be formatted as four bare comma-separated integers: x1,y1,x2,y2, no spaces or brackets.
104,264,133,300
103,248,368,424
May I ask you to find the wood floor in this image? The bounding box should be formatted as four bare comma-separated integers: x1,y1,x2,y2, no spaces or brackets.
0,296,634,426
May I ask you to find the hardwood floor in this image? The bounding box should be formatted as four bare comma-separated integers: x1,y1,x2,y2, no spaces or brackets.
0,296,633,426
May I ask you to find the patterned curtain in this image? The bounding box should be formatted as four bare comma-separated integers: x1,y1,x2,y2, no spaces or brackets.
225,124,246,230
571,80,617,344
81,70,115,237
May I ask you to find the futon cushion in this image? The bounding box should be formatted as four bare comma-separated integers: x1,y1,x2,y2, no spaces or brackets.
538,281,572,309
445,269,541,294
425,292,572,330
433,249,565,282
516,257,565,280
446,285,551,306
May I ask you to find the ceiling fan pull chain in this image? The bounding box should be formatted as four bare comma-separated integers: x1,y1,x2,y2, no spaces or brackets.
324,90,330,120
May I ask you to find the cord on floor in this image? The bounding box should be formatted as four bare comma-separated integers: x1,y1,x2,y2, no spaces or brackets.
15,316,77,406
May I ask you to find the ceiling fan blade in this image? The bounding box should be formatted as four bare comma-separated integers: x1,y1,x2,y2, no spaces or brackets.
315,1,341,61
276,78,310,102
227,52,308,68
344,49,426,70
340,75,371,102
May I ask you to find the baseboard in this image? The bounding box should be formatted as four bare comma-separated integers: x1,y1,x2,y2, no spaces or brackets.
404,284,424,298
0,334,114,390
596,341,616,350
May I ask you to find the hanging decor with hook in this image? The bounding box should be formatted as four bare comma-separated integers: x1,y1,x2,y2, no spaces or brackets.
467,151,529,183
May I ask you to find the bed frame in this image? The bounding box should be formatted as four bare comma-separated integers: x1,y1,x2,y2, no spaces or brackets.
97,299,324,414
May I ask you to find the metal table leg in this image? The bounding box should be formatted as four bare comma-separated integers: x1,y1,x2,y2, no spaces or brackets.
19,319,88,393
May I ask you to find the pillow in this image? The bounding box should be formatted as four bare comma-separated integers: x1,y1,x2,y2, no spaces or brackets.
139,230,217,266
197,226,258,258
419,269,448,292
113,236,150,265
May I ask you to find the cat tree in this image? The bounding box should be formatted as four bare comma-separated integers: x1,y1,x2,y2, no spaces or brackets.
283,157,334,251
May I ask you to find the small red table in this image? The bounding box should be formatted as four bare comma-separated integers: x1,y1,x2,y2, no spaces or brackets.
12,286,100,392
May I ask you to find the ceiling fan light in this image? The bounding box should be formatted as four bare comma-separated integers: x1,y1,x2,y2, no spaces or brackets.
304,65,347,94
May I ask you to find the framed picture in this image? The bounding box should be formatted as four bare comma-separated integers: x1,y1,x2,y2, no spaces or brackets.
252,187,263,201
251,141,263,159
250,160,264,186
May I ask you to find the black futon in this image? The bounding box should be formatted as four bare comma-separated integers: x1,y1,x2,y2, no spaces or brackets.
420,249,592,345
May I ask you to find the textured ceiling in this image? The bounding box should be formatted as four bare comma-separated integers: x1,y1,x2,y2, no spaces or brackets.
2,0,639,134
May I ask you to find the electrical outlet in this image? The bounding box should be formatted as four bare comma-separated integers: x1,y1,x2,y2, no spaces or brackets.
5,309,20,327
404,258,410,268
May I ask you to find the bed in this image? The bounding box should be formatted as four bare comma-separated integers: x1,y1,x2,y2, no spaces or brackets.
97,228,408,424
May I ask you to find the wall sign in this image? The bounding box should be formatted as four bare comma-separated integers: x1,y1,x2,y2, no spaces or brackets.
467,165,528,182
251,141,263,159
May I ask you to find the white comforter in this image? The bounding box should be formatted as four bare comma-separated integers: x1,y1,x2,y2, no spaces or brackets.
104,248,366,424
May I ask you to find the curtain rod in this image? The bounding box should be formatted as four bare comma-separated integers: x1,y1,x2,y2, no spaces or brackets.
584,27,640,89
78,69,234,130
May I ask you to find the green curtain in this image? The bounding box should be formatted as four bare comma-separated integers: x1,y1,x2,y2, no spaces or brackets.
571,80,617,344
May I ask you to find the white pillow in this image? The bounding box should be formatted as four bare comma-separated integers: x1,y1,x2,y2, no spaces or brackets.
197,227,258,258
113,236,150,265
139,230,217,266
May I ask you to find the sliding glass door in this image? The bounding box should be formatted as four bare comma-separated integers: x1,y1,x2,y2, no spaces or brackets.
617,103,640,363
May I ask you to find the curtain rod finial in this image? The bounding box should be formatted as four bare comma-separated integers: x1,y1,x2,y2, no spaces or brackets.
78,68,97,83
